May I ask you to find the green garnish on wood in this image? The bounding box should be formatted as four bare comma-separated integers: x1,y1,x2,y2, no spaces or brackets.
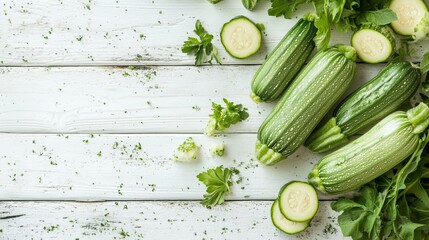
204,98,249,136
197,166,233,208
181,20,221,65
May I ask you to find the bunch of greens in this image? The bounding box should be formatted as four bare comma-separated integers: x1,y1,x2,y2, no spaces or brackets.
182,20,221,65
204,98,249,136
197,166,234,208
332,134,429,239
268,0,397,49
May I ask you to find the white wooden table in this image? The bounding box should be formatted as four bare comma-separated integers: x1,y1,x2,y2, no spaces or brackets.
0,0,427,239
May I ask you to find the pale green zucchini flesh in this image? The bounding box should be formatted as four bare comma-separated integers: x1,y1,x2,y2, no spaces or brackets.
255,45,357,165
250,16,317,103
389,0,429,40
309,103,429,194
271,199,310,234
278,181,318,222
220,16,262,59
351,24,396,63
305,61,421,153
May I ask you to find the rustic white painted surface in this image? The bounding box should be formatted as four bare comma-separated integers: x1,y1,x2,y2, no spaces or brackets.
0,64,385,133
0,201,347,240
2,0,424,239
0,133,344,201
0,0,427,66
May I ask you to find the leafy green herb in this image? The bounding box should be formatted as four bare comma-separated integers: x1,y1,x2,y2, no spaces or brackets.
356,8,397,26
242,0,259,10
332,134,429,239
268,0,311,19
204,98,249,136
268,0,397,50
197,166,233,208
421,52,429,74
182,20,221,65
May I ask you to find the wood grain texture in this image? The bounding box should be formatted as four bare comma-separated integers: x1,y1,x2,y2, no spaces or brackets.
0,201,348,240
0,64,391,133
0,0,427,66
0,133,355,201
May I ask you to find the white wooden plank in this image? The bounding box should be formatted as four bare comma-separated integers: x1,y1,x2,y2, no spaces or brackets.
0,133,356,201
0,201,348,240
0,0,427,66
0,64,389,133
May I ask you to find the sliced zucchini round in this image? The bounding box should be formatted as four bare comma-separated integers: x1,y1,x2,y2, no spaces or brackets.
351,24,395,63
220,16,262,59
271,199,310,234
389,0,429,40
278,181,318,222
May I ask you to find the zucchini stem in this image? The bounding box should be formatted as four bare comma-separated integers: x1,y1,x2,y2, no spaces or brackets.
407,102,429,134
335,45,357,61
255,140,283,165
305,118,349,153
250,92,263,103
308,164,326,194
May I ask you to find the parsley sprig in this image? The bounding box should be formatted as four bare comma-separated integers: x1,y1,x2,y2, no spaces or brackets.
204,98,249,136
181,20,221,66
197,166,233,208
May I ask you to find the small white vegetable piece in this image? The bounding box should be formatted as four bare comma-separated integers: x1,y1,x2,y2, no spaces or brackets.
389,0,429,41
278,181,319,222
210,142,225,156
271,199,309,234
220,16,262,59
173,137,199,162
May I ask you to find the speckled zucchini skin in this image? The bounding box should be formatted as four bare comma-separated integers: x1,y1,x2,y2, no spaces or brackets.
250,17,317,103
255,45,357,165
309,103,429,194
305,61,421,153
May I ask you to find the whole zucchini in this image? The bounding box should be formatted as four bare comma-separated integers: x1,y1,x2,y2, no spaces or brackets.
250,15,317,103
309,102,429,194
256,45,357,165
305,61,421,153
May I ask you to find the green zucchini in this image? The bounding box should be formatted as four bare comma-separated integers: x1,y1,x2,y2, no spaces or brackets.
271,199,310,234
309,102,429,194
250,15,317,103
278,181,318,222
255,45,357,165
389,0,429,41
351,24,396,63
305,61,421,153
220,16,262,59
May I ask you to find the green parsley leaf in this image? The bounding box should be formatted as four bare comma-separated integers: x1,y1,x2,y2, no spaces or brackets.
197,166,233,208
357,9,397,25
204,98,249,136
181,20,221,65
242,0,259,10
268,0,311,19
421,52,429,74
207,0,223,3
313,0,331,50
